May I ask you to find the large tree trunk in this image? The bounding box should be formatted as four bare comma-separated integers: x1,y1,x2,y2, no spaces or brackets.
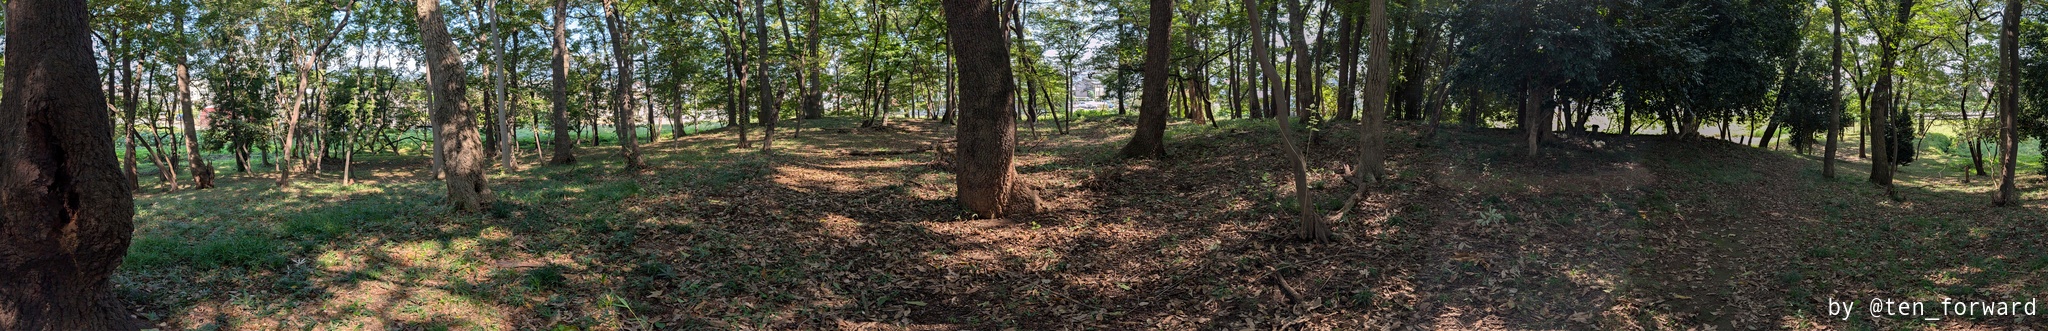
942,0,1038,217
1118,0,1173,159
604,0,646,169
1996,0,2021,205
1253,0,1326,242
1357,0,1391,183
0,0,142,327
1824,0,1844,179
417,0,495,212
548,0,576,165
1869,0,1912,188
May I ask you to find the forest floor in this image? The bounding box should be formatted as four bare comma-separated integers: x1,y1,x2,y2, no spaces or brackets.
119,115,2047,330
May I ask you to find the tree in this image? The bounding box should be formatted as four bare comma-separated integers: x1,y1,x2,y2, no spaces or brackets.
1995,0,2019,205
942,0,1039,217
1244,0,1323,242
174,3,214,189
416,0,494,212
1117,0,1173,158
275,0,358,188
1865,0,1916,188
491,0,516,171
1448,0,1609,157
1825,0,1845,179
603,0,646,170
1285,0,1317,125
548,0,575,165
1356,0,1390,184
753,0,778,151
0,0,141,328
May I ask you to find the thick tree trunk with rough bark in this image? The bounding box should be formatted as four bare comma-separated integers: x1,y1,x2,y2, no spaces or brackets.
0,0,142,328
1357,0,1391,184
942,0,1039,218
549,0,575,165
1118,0,1173,159
417,0,495,212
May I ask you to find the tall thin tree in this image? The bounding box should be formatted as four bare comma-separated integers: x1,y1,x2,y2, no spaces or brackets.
1995,0,2021,205
492,0,517,170
753,0,778,151
549,0,576,165
1249,0,1325,242
604,0,646,169
175,3,215,189
1824,0,1844,179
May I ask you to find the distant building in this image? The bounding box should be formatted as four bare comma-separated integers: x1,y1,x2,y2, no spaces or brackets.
198,106,216,129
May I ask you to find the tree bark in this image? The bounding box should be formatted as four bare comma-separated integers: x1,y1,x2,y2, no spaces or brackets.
0,0,142,327
1357,0,1391,183
753,0,779,151
1869,0,1912,188
548,0,576,165
1996,0,2020,205
1118,0,1173,159
803,0,825,119
604,0,646,169
1252,0,1326,242
417,0,495,212
1525,83,1548,157
1286,0,1315,125
120,35,146,188
942,0,1038,217
1397,11,1436,121
176,8,214,189
1824,0,1844,179
491,0,516,171
1333,3,1358,122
